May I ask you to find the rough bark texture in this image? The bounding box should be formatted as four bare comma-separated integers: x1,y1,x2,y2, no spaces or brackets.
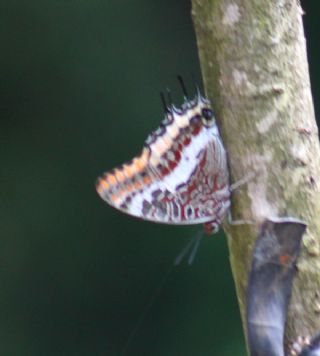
191,0,320,348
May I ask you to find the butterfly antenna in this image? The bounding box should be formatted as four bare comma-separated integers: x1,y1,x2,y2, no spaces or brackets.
174,235,197,266
191,73,201,100
188,231,204,265
174,230,204,266
120,264,175,355
177,75,188,100
230,171,256,192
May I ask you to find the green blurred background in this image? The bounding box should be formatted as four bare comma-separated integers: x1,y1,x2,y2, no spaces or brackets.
1,1,318,355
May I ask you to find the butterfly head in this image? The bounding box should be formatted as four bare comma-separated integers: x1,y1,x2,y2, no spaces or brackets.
204,221,220,235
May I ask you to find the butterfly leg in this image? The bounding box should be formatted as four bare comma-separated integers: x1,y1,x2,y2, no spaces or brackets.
227,209,254,227
228,172,256,226
227,171,257,226
230,171,256,192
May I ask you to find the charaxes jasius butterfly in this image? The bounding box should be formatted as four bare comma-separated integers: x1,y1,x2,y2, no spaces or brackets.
96,78,231,235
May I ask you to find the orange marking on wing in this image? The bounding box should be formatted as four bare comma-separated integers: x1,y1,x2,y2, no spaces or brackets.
132,150,149,172
123,164,135,178
110,189,127,203
107,174,117,186
126,184,134,192
96,179,109,195
97,178,109,191
141,148,149,160
117,189,126,198
134,181,142,190
96,183,104,195
133,158,145,172
110,194,119,203
115,169,126,182
143,175,152,185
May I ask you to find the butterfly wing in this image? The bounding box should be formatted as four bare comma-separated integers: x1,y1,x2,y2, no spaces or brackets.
96,96,230,225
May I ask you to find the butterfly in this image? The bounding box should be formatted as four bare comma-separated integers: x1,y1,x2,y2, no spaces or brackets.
96,79,231,235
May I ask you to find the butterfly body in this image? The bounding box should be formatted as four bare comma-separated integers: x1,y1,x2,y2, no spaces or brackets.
96,94,230,234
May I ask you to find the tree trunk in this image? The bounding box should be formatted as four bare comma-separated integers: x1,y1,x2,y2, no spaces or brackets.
191,0,320,349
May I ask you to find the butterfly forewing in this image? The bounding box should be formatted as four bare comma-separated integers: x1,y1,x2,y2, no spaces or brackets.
96,95,230,226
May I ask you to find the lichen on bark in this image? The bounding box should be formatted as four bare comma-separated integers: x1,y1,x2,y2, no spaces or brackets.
191,0,320,348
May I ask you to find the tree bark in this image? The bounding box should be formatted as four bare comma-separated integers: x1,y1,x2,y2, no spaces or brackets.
191,0,320,349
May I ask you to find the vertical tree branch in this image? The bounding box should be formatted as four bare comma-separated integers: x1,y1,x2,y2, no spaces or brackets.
192,0,320,347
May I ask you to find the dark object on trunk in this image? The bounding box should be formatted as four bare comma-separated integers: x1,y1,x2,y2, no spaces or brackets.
299,331,320,356
247,217,307,356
